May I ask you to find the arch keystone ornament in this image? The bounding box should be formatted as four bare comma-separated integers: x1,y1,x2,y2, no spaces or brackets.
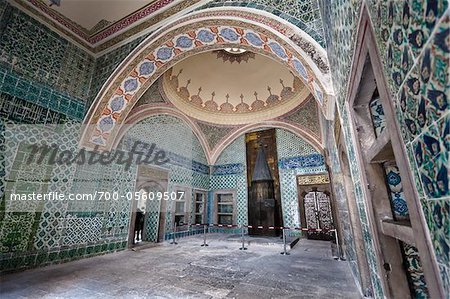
81,8,333,151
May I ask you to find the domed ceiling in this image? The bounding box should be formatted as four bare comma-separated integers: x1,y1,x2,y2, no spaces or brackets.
161,50,311,125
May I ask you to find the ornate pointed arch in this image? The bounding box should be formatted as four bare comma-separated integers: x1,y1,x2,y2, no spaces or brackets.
211,120,324,165
114,105,212,164
81,8,333,151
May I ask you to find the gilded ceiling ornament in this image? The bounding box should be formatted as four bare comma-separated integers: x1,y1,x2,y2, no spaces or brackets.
215,50,256,63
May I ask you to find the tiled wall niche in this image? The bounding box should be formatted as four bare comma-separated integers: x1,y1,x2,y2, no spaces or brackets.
209,129,327,234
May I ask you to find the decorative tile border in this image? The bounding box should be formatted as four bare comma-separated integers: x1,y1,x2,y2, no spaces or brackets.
24,0,177,44
278,154,325,170
180,9,329,73
211,163,245,176
0,66,85,120
199,0,325,47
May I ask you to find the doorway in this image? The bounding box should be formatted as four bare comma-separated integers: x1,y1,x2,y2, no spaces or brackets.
128,166,169,247
302,190,333,240
297,174,334,241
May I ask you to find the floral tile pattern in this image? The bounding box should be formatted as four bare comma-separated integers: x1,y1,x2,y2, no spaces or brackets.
200,0,325,46
413,115,449,199
401,242,429,298
384,164,410,220
369,97,387,137
322,0,449,296
210,135,248,226
0,4,95,101
368,0,448,96
398,17,449,144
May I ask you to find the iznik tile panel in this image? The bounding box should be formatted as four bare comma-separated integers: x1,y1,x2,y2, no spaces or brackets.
321,0,449,296
210,135,248,227
0,3,95,101
384,164,410,220
276,129,326,229
200,0,325,46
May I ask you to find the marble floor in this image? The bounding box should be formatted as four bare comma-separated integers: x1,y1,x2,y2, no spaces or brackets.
0,235,361,298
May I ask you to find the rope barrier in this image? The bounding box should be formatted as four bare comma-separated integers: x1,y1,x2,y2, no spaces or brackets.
191,223,336,233
185,223,341,260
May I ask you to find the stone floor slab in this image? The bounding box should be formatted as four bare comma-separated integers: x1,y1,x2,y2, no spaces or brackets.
0,235,361,298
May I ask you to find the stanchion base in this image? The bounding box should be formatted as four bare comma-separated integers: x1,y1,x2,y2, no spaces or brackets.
201,244,209,247
239,247,248,250
280,252,290,255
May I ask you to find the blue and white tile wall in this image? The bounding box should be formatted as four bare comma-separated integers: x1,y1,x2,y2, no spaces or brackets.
323,120,365,294
0,3,94,104
121,115,210,240
321,0,449,296
1,122,134,272
210,135,247,233
0,111,212,271
383,164,410,220
199,0,325,46
276,129,326,229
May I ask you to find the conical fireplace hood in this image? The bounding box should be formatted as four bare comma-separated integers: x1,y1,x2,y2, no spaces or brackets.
251,146,273,182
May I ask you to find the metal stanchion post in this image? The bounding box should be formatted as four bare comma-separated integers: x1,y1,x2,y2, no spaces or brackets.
239,225,247,250
201,224,208,247
280,228,290,255
170,222,178,245
334,229,342,260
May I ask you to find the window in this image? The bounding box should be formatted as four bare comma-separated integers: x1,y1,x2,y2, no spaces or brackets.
215,192,235,225
193,190,206,224
174,196,185,226
173,187,190,226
